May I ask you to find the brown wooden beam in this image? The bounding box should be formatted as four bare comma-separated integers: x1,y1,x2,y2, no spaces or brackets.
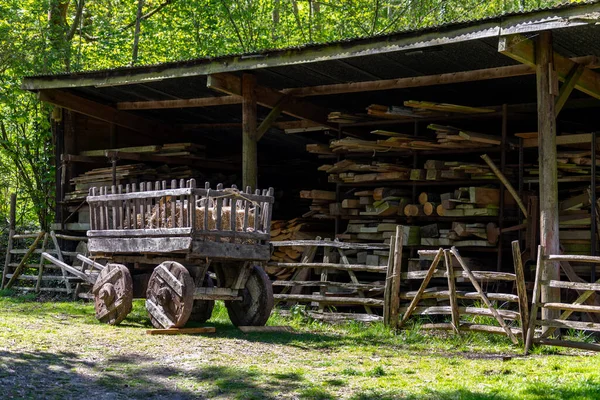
555,63,585,116
207,73,334,129
536,31,560,325
256,98,287,140
282,56,597,97
500,35,600,100
179,120,325,131
242,73,258,190
116,95,242,110
39,89,176,135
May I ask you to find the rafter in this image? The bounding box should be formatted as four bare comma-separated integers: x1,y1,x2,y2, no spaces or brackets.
499,35,600,100
116,95,242,110
207,73,334,129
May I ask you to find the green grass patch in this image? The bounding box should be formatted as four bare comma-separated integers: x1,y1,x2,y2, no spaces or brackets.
1,294,600,399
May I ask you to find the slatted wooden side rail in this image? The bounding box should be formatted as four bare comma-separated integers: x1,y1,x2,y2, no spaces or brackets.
398,246,525,344
87,179,275,243
269,239,391,321
525,248,600,354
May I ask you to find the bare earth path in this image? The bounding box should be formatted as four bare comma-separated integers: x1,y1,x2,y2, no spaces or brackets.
1,295,600,399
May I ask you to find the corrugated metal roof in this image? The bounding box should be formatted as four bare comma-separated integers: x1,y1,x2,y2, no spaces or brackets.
23,0,600,81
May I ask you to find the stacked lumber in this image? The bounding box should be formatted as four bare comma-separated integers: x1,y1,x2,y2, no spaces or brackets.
299,190,336,219
80,143,206,158
523,150,597,180
320,159,411,184
559,189,594,255
318,158,503,184
269,219,334,279
419,222,495,248
366,104,429,119
270,219,332,244
65,164,156,201
404,100,495,114
421,159,508,181
433,187,504,217
427,124,504,148
321,128,504,156
327,112,363,123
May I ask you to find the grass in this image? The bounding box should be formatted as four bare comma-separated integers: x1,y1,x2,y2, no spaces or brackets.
1,291,600,399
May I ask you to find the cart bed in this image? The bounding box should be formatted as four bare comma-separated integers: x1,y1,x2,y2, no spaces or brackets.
86,179,274,261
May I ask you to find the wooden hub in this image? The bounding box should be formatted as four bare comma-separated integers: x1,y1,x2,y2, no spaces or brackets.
92,264,133,325
146,261,195,329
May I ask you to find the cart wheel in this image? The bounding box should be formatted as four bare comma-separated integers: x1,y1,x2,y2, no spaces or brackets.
92,263,133,325
146,261,195,329
225,265,274,327
189,274,215,324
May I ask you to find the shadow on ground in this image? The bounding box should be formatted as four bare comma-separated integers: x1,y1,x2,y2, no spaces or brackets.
2,348,600,400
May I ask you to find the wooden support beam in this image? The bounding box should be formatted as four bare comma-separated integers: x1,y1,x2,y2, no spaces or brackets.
38,89,176,135
180,120,324,131
256,97,287,140
499,35,600,100
283,56,598,97
207,73,334,129
555,63,585,116
242,73,258,191
536,31,561,325
116,95,242,110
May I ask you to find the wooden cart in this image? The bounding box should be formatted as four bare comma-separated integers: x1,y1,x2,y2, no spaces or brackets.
86,179,275,329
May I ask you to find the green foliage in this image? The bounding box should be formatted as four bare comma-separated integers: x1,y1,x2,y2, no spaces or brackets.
0,0,584,228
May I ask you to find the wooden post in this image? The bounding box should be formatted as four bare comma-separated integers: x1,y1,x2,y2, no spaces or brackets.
445,249,460,334
383,236,396,326
511,240,529,343
1,194,17,289
242,73,258,191
536,31,560,324
389,225,404,329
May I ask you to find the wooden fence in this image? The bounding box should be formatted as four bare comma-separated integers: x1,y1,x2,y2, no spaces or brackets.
525,246,600,353
395,246,526,344
268,238,391,322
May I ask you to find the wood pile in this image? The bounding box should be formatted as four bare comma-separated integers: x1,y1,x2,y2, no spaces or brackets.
316,157,507,184
66,164,156,202
559,189,595,255
268,219,333,280
331,187,507,248
299,190,336,219
80,143,206,158
308,125,505,157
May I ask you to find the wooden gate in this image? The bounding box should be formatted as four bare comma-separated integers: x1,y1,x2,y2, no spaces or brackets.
396,246,527,344
525,247,600,353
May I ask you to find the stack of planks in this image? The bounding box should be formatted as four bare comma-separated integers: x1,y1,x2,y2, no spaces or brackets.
428,124,504,149
299,190,336,219
419,222,495,248
559,189,594,255
317,158,502,184
418,159,508,181
268,219,333,280
80,143,206,158
66,164,156,202
308,125,504,157
320,159,411,184
429,187,505,218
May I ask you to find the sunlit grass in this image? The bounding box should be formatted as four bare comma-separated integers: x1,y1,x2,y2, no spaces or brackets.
1,292,600,399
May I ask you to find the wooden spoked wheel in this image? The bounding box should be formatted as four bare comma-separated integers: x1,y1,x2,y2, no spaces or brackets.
189,274,215,324
92,263,133,325
226,265,274,327
146,261,195,329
